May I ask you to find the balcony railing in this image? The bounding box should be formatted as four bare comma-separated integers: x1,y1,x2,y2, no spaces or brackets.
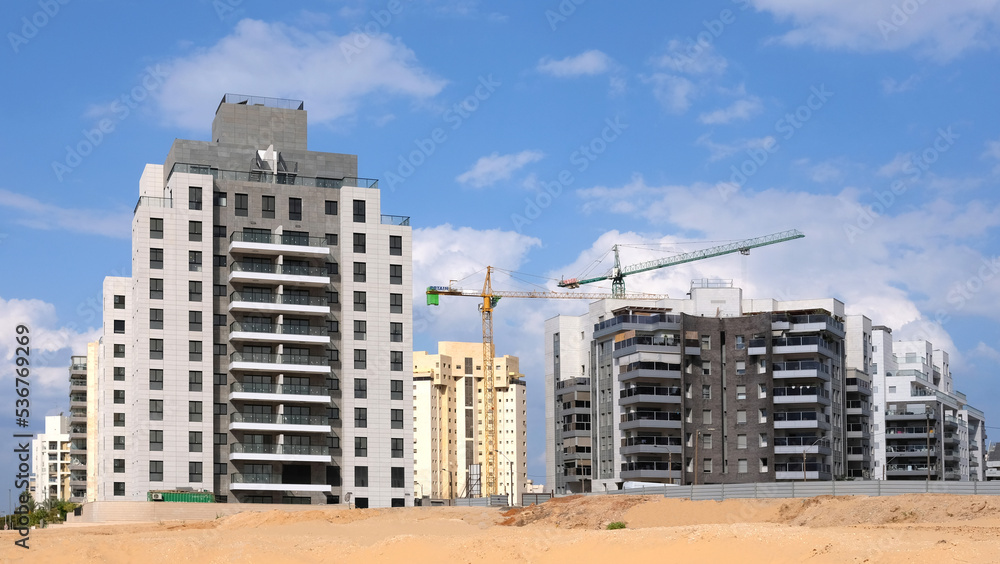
230,352,329,366
621,461,681,472
70,363,87,371
845,378,871,390
619,361,682,375
229,292,328,307
773,436,827,447
70,379,87,387
886,464,938,472
886,445,934,454
230,472,283,484
230,382,329,396
772,313,844,332
380,214,410,226
230,443,329,456
230,262,328,277
170,162,379,189
594,313,681,333
845,400,869,409
230,232,329,247
134,196,173,214
556,377,590,389
771,336,837,351
620,386,682,399
621,411,682,423
774,411,823,422
773,386,828,398
885,426,931,435
230,321,328,336
772,360,828,373
775,462,831,473
230,413,328,426
614,335,681,351
621,436,681,448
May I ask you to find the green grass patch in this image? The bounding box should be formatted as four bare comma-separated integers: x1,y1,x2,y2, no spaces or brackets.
606,521,627,530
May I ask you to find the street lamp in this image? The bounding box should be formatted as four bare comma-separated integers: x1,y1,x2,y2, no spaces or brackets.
803,435,827,482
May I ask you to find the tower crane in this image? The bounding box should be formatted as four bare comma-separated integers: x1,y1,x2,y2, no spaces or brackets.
558,229,805,297
426,267,668,498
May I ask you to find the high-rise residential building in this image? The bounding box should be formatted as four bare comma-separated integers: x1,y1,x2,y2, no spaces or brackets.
94,94,413,508
31,415,72,503
986,443,1000,480
68,356,89,502
870,329,986,480
412,342,527,502
545,280,864,493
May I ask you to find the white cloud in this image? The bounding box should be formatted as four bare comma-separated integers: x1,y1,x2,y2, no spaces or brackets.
645,74,697,114
537,50,614,77
793,158,845,183
0,189,131,238
456,150,545,188
983,138,1000,174
698,97,764,124
696,134,776,162
876,152,914,177
747,0,1000,61
653,39,728,75
153,19,446,131
882,74,921,94
644,41,747,115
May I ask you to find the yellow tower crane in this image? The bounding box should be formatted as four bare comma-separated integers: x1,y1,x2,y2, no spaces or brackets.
426,267,668,498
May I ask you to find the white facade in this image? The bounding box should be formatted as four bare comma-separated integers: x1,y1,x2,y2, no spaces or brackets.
31,415,71,503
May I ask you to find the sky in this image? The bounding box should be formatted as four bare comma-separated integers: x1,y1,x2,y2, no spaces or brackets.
3,0,1000,492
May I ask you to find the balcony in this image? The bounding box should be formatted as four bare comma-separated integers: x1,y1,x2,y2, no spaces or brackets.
228,382,332,404
613,335,683,357
381,214,410,226
228,412,331,433
885,445,936,458
620,411,682,431
773,436,832,455
773,386,830,405
229,473,332,492
593,313,681,339
560,422,591,438
772,335,838,357
845,378,873,396
620,461,681,482
620,436,681,456
774,462,832,481
748,338,767,356
771,360,829,381
618,361,682,383
229,352,331,375
885,463,938,478
229,232,331,258
229,262,329,287
229,443,331,463
773,411,829,430
885,410,936,422
619,386,682,406
229,321,330,345
555,377,590,391
778,314,845,338
884,426,931,439
229,291,329,316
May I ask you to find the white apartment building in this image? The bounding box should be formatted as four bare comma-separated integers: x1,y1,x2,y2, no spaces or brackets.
31,415,72,503
94,94,413,507
412,342,527,502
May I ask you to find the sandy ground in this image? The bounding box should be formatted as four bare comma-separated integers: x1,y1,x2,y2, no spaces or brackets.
3,494,1000,563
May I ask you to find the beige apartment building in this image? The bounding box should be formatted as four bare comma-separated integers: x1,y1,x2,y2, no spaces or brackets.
413,342,527,502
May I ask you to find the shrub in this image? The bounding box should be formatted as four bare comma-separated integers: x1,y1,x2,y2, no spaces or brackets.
606,521,627,530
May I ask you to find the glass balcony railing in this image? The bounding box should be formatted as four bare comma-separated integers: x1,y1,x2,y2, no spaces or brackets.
229,352,329,366
229,292,328,307
380,214,410,226
230,232,329,247
230,321,328,337
772,360,828,373
621,461,680,472
229,413,328,426
614,335,682,351
773,386,828,398
134,196,173,214
620,386,682,399
230,382,329,396
621,411,682,423
230,443,329,456
774,462,831,473
773,436,827,447
774,411,826,422
169,162,378,189
621,436,682,448
230,262,327,277
619,361,682,375
555,378,590,389
594,313,682,333
230,472,282,484
885,426,931,435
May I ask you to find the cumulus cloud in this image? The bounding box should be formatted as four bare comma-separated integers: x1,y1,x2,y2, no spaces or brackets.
643,41,748,115
0,189,131,238
537,50,614,77
696,134,777,162
456,150,545,188
698,97,764,124
153,19,446,130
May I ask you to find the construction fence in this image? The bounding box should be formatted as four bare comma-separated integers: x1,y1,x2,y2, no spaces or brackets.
588,480,1000,501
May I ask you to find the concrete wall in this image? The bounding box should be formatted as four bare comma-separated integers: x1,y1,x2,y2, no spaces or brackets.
67,500,346,524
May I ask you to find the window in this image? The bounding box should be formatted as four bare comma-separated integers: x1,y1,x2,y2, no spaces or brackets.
149,369,163,390
391,438,404,458
113,319,125,334
735,361,746,375
389,235,402,256
702,409,712,425
760,458,769,473
701,334,711,350
390,293,403,314
150,248,163,269
189,340,202,361
326,233,338,246
214,344,227,356
150,278,163,299
354,349,367,370
114,413,125,427
391,380,403,400
214,255,227,267
262,195,275,218
327,320,339,334
354,378,367,399
114,459,124,473
327,290,339,304
355,437,368,457
114,344,125,358
289,197,302,220
353,199,366,222
389,264,402,285
189,371,202,392
189,432,202,453
735,385,747,400
235,193,248,216
214,372,227,385
114,294,125,309
114,436,125,450
325,200,337,215
189,311,202,331
149,338,163,360
759,408,768,423
114,367,125,381
189,186,202,210
355,466,368,487
189,462,203,483
888,386,896,394
214,225,226,238
214,284,226,297
214,463,226,475
702,434,712,449
189,401,202,422
149,400,163,421
114,390,125,404
354,407,367,428
702,362,711,376
353,233,366,253
759,433,768,447
391,467,404,488
737,434,747,449
214,403,227,415
214,191,227,207
391,409,403,429
214,314,226,327
390,351,403,372
189,221,202,242
354,262,366,283
736,409,747,424
354,291,366,312
114,482,125,496
390,322,402,343
215,433,226,445
738,459,748,474
150,308,163,329
735,335,745,350
354,320,367,341
149,430,162,451
189,281,202,302
150,218,163,239
189,251,202,272
703,458,713,473
702,384,711,400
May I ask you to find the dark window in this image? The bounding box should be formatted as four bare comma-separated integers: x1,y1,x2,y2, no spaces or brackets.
114,344,125,358
353,200,366,222
214,403,227,415
391,498,404,507
189,371,202,392
354,262,366,283
214,433,226,445
149,430,162,451
114,320,125,334
325,201,337,215
150,308,163,329
114,413,125,427
189,401,202,422
355,437,367,457
114,367,125,381
189,187,202,210
355,466,368,487
214,314,226,326
189,281,202,302
215,463,227,475
353,233,366,253
390,351,403,372
114,482,125,496
326,262,338,275
149,370,163,390
189,432,202,453
189,462,202,483
150,461,163,482
213,191,227,207
327,290,339,304
391,380,403,400
189,221,202,242
326,233,338,246
149,338,163,360
114,459,124,473
214,344,227,356
189,341,202,361
214,255,227,267
354,291,366,312
150,279,163,300
214,372,227,385
390,322,402,343
390,293,403,314
391,409,403,429
150,218,163,239
189,311,202,331
289,197,302,221
328,320,339,334
114,390,125,404
354,320,367,341
235,193,248,216
114,436,125,450
150,248,163,269
391,438,403,458
354,349,367,370
214,284,226,296
149,399,163,421
389,235,402,256
262,195,275,218
354,407,367,428
189,251,202,271
389,264,402,285
114,294,125,309
214,225,226,238
391,466,404,487
354,378,367,399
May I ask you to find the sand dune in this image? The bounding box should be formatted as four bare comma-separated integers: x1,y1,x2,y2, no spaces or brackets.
3,494,999,563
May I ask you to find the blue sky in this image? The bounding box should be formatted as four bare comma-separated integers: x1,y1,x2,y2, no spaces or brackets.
3,0,1000,490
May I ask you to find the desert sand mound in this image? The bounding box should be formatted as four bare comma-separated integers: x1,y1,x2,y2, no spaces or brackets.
4,493,1000,563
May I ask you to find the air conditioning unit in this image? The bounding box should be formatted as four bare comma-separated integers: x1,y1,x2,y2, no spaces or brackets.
150,493,164,501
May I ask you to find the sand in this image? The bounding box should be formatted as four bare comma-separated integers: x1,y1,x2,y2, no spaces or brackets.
3,493,1000,563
